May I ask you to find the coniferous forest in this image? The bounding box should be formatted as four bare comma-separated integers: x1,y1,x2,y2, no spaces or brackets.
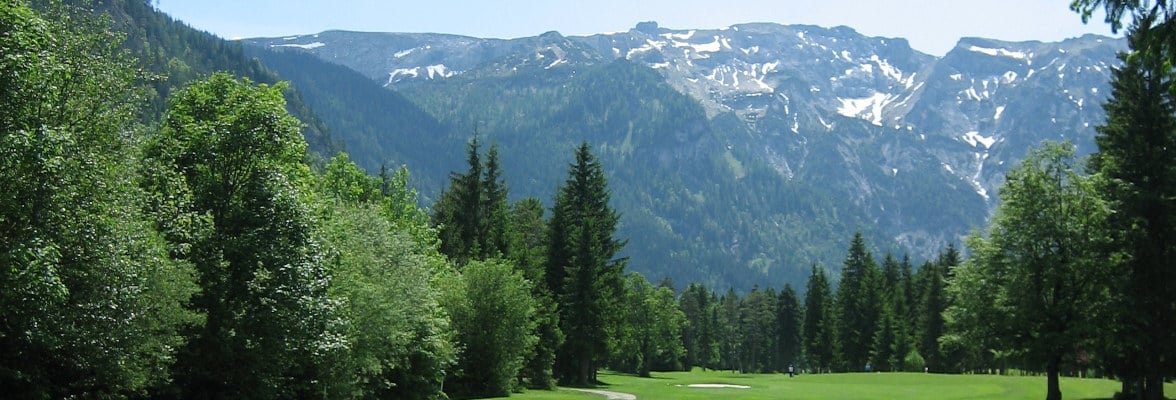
1,1,1175,400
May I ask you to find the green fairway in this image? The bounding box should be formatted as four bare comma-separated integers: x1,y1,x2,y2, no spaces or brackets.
512,369,1175,400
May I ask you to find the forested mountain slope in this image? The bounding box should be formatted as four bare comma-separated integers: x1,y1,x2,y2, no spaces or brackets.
238,23,1124,290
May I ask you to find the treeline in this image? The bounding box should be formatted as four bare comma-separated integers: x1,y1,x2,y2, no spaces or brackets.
670,235,959,375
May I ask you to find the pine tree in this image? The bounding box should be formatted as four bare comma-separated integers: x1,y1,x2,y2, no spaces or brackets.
775,284,804,372
678,283,709,370
803,265,836,373
918,259,947,373
836,232,883,372
432,134,483,264
480,144,510,259
549,142,627,385
1089,14,1176,399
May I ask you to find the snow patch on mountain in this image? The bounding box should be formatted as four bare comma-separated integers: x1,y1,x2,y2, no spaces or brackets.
967,45,1029,60
387,64,456,85
962,131,996,149
838,92,896,126
272,42,325,50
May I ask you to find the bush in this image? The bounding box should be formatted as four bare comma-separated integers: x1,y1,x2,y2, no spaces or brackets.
904,350,926,372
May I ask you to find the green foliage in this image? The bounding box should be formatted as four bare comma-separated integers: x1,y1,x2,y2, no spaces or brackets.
246,46,453,183
71,0,342,156
775,285,805,372
441,259,539,398
321,201,454,400
0,1,199,396
323,152,382,204
916,259,948,373
836,232,884,372
611,273,687,377
948,142,1109,400
1088,15,1176,399
145,72,345,399
904,350,927,373
433,135,512,264
803,265,837,373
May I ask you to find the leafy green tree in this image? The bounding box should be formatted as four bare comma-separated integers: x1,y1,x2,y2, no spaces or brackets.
318,154,455,400
548,142,627,385
803,265,837,373
775,284,804,372
440,259,538,398
1087,15,1176,400
836,232,883,372
323,152,381,204
144,72,345,399
612,273,686,377
378,163,437,249
0,2,199,397
949,142,1108,400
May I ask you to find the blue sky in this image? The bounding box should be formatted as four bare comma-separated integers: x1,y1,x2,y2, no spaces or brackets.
156,0,1114,56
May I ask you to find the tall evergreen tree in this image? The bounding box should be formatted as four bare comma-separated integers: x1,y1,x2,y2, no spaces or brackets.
719,288,744,372
1088,14,1176,400
836,232,883,372
548,142,627,385
775,284,804,372
803,265,836,373
432,135,511,264
481,144,510,259
918,259,948,373
678,283,708,370
739,286,776,373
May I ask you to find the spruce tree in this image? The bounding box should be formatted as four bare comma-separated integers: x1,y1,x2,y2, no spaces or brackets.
836,232,883,372
775,284,804,372
1089,15,1176,399
918,259,947,373
803,265,836,373
548,142,627,385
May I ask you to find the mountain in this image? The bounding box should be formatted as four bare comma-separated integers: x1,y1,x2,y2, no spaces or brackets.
62,0,343,159
242,23,1124,290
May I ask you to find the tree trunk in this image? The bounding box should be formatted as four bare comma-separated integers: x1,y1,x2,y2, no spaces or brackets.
1143,375,1163,400
1046,357,1062,400
579,358,591,386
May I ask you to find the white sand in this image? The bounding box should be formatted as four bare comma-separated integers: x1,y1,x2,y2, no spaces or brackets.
687,383,751,389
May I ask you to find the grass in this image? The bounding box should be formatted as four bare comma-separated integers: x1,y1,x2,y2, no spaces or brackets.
511,369,1176,400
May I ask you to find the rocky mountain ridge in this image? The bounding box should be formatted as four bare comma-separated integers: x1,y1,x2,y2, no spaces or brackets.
243,23,1125,288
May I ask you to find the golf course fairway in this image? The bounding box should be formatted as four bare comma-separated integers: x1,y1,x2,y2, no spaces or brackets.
512,369,1176,400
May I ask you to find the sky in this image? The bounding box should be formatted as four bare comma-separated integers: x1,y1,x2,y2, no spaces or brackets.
155,0,1116,56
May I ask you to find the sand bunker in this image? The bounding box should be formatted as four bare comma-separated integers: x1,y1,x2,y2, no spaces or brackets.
687,384,751,389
